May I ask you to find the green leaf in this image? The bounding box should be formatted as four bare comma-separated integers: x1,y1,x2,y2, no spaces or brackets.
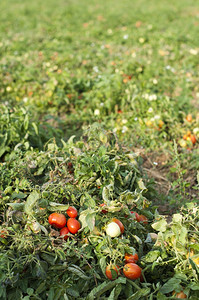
160,277,181,294
143,250,160,263
156,292,167,300
172,213,182,223
6,203,25,211
67,287,80,298
79,209,96,231
68,265,90,280
152,218,167,232
36,282,46,295
26,288,34,296
127,287,151,300
102,184,114,203
137,178,146,190
49,202,69,211
24,191,40,215
11,192,27,199
99,257,106,276
87,277,126,300
108,284,122,300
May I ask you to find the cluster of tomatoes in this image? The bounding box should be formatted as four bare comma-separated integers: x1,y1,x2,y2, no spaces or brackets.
104,214,149,281
105,213,148,238
48,206,81,239
105,252,142,281
178,114,198,149
179,130,197,149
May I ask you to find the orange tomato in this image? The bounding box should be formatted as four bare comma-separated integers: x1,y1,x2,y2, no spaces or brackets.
172,291,187,298
190,135,197,145
186,114,192,122
105,265,120,280
123,263,142,280
125,253,139,264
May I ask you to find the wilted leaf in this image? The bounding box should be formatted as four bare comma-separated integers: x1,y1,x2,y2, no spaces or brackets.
24,191,40,215
143,250,161,263
152,218,167,232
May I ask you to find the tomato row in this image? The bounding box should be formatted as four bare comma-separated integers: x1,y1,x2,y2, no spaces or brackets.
48,206,81,239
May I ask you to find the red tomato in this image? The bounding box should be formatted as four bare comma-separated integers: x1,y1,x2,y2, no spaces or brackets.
112,218,124,234
66,206,78,218
138,214,148,224
100,203,108,214
123,263,142,280
105,265,120,280
67,218,81,234
130,211,140,221
60,227,70,240
125,253,139,264
131,212,148,224
48,213,66,229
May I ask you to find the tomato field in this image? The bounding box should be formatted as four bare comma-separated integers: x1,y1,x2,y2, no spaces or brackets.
0,0,199,299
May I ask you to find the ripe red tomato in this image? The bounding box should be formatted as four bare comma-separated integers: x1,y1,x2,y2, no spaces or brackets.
67,218,81,234
123,263,142,280
172,291,187,298
105,265,120,280
112,218,124,234
137,214,148,224
66,206,78,218
60,227,70,240
48,213,66,229
125,253,139,264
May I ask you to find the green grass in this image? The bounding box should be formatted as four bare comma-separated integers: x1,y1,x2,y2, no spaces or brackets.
1,0,198,200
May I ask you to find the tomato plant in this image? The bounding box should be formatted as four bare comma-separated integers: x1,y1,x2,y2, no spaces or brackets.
67,218,81,234
66,206,78,218
123,263,142,280
105,265,120,280
48,213,67,229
